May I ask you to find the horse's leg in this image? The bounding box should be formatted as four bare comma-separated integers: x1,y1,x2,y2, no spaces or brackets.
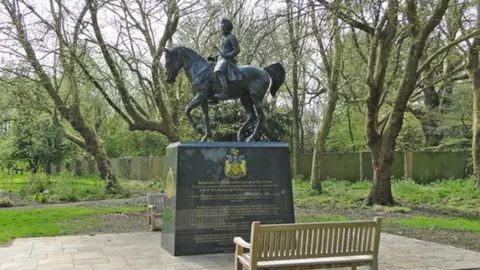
200,102,212,141
185,93,204,134
237,96,256,142
246,96,265,142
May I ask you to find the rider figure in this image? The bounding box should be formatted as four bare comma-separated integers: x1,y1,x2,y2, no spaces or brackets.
213,18,240,100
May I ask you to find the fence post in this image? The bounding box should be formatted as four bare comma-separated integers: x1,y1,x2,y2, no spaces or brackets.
404,152,412,178
359,152,363,180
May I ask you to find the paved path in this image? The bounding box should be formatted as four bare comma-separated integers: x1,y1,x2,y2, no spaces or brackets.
0,232,479,270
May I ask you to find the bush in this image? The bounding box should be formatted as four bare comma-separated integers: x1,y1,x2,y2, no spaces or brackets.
32,193,48,204
19,171,51,199
52,171,79,202
0,197,13,207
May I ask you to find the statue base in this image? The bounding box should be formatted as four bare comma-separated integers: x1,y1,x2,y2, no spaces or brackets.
161,142,295,256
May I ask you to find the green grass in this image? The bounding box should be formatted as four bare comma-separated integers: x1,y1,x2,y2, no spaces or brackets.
0,170,163,204
387,216,480,232
0,206,144,245
296,215,351,223
293,178,480,215
393,178,480,215
293,179,370,209
296,215,480,233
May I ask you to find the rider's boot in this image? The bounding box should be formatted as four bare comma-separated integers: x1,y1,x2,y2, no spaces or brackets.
214,72,229,100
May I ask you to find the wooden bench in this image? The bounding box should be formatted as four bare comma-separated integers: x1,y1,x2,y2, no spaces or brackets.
147,192,164,231
234,218,382,270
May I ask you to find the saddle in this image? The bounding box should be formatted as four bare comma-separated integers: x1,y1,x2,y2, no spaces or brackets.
207,55,247,82
226,61,246,82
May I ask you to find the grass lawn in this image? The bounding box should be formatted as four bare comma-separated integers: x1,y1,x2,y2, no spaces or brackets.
2,172,480,251
293,178,480,216
0,170,163,205
0,206,145,245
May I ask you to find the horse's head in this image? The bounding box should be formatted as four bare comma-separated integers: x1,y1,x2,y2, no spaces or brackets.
164,47,183,84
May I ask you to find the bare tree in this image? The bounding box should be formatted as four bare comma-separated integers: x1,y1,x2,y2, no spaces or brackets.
286,0,309,177
467,0,480,188
0,0,119,193
81,0,182,141
318,0,477,205
309,0,343,191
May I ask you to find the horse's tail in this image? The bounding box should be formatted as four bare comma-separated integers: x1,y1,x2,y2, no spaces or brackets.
264,62,285,97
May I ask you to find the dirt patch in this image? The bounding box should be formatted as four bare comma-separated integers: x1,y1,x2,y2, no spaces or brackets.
383,225,480,252
61,211,150,236
2,196,147,210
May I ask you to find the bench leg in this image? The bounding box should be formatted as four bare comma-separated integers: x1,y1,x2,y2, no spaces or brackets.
351,266,357,270
370,260,378,270
147,208,152,227
151,213,156,230
235,256,242,270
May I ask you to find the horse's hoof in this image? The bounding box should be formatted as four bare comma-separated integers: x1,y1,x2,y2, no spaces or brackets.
237,135,245,142
246,137,255,142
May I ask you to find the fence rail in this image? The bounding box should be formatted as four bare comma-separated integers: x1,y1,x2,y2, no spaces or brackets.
50,151,470,184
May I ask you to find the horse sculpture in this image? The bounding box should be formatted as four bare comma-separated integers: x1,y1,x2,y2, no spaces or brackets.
163,46,285,142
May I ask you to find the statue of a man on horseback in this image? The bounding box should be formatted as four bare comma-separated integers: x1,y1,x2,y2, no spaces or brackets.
163,18,286,142
208,18,245,100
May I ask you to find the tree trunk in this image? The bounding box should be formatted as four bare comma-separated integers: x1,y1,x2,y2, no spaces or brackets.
472,69,480,188
73,114,119,194
365,143,395,205
286,0,301,177
309,2,342,190
292,100,301,177
420,116,442,147
310,92,338,191
468,1,480,189
93,145,119,194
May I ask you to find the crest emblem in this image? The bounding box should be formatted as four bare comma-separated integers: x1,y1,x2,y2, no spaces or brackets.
166,167,175,198
224,148,247,179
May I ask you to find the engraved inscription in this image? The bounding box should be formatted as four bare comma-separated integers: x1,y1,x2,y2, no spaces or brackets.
185,179,284,245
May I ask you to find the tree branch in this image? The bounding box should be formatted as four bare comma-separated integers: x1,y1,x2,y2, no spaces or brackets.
315,0,374,35
420,0,450,41
418,29,480,74
74,56,134,127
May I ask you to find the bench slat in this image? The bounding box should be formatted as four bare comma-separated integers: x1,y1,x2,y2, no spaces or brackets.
339,227,344,253
333,227,340,254
255,254,373,268
259,220,375,229
328,227,334,254
311,228,318,256
358,227,364,252
320,228,326,255
366,226,373,252
256,250,374,261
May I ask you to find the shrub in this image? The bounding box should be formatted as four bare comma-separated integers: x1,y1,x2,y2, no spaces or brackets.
0,197,13,207
32,193,49,203
52,171,78,202
19,171,51,198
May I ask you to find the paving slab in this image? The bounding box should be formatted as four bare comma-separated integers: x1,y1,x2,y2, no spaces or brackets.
0,232,479,269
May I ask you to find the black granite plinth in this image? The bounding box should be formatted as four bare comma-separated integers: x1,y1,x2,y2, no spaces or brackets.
161,142,295,256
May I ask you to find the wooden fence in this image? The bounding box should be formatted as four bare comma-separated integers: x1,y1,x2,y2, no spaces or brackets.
51,151,470,184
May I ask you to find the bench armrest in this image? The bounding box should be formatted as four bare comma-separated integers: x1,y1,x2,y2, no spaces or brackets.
234,237,251,249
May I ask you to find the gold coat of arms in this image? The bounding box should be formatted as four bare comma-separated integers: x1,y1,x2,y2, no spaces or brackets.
224,148,247,179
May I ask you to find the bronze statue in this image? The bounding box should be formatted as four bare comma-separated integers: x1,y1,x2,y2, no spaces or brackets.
164,19,285,142
210,18,243,100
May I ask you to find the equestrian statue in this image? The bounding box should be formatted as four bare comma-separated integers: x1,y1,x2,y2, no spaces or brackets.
163,18,285,142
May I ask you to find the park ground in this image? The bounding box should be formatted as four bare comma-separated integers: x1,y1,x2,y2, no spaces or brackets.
1,173,480,252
